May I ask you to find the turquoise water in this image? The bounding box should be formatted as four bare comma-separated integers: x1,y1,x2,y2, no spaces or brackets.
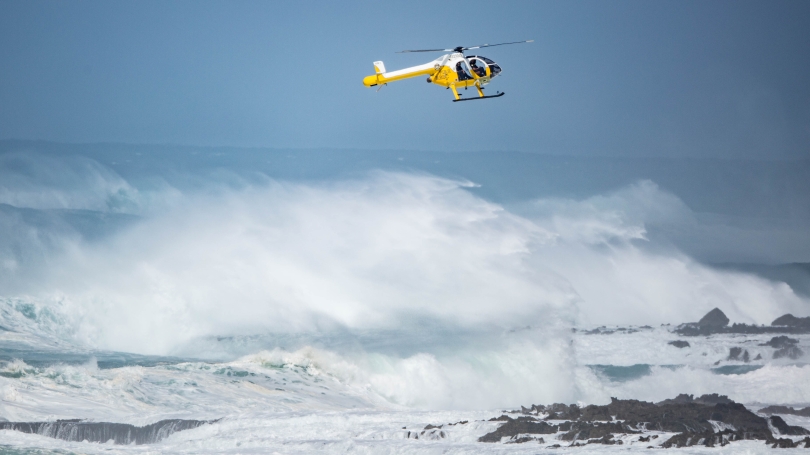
711,365,764,375
588,363,765,382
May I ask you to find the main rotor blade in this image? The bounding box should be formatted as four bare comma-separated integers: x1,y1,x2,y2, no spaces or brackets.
396,48,453,53
464,40,534,50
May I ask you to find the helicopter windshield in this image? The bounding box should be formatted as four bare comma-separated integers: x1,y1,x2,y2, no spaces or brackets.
469,56,501,78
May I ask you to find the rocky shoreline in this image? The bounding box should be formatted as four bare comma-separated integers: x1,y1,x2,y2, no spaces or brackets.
416,394,810,448
675,308,810,337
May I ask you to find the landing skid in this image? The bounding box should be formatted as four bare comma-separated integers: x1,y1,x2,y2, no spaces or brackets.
453,91,505,102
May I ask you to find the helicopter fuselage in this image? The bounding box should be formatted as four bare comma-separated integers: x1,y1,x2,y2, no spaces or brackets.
363,53,502,100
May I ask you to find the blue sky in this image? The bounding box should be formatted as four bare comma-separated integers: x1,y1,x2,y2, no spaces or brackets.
1,0,809,158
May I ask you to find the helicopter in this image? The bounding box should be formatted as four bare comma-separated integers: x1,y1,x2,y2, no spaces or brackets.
362,40,533,102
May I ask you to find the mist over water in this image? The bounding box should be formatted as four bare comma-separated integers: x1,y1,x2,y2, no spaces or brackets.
1,145,809,410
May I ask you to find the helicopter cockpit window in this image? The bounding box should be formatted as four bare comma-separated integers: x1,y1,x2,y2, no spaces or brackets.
478,56,501,77
455,61,473,81
469,59,486,77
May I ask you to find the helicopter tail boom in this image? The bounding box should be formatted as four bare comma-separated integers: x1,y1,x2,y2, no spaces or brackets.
363,62,436,87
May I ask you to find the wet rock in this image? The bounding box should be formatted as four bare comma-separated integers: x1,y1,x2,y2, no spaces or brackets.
759,336,799,348
417,428,446,440
579,404,613,421
543,403,581,420
479,394,800,447
0,419,214,445
560,421,635,441
771,314,810,328
488,415,512,422
505,436,544,444
657,393,733,406
769,436,810,448
699,308,730,327
727,348,752,362
668,340,690,348
773,345,804,359
588,434,622,444
768,415,810,435
727,347,742,361
519,404,545,415
759,405,810,417
662,429,743,448
478,417,558,442
754,353,762,360
693,393,735,405
676,313,810,336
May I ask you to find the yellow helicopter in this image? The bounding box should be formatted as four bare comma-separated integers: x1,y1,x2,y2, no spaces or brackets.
363,40,533,102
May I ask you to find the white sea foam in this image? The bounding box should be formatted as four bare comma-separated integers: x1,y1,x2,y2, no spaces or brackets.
2,157,810,453
6,173,805,355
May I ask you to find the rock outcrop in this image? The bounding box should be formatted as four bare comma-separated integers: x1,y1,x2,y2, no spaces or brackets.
699,308,730,327
759,405,810,418
475,394,809,447
676,309,810,336
771,314,810,328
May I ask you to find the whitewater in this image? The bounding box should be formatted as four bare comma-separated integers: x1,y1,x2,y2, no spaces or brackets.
1,148,809,453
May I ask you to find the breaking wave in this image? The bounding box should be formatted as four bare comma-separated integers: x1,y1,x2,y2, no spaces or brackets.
1,152,809,410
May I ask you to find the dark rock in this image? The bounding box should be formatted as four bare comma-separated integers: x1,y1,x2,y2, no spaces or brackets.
773,345,804,359
543,403,581,420
505,436,543,444
768,415,810,435
694,393,735,405
754,353,762,360
478,418,558,443
656,393,696,405
0,419,213,445
720,348,753,363
759,405,810,417
560,421,635,441
418,428,446,440
587,433,621,444
676,320,810,336
727,347,742,361
657,393,733,406
699,308,730,327
668,340,690,348
759,336,799,348
771,437,799,448
602,396,765,435
488,415,512,422
771,314,810,328
479,394,792,446
579,404,612,421
662,429,749,448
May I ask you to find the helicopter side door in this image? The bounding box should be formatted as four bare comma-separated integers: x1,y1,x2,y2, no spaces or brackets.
455,61,473,81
